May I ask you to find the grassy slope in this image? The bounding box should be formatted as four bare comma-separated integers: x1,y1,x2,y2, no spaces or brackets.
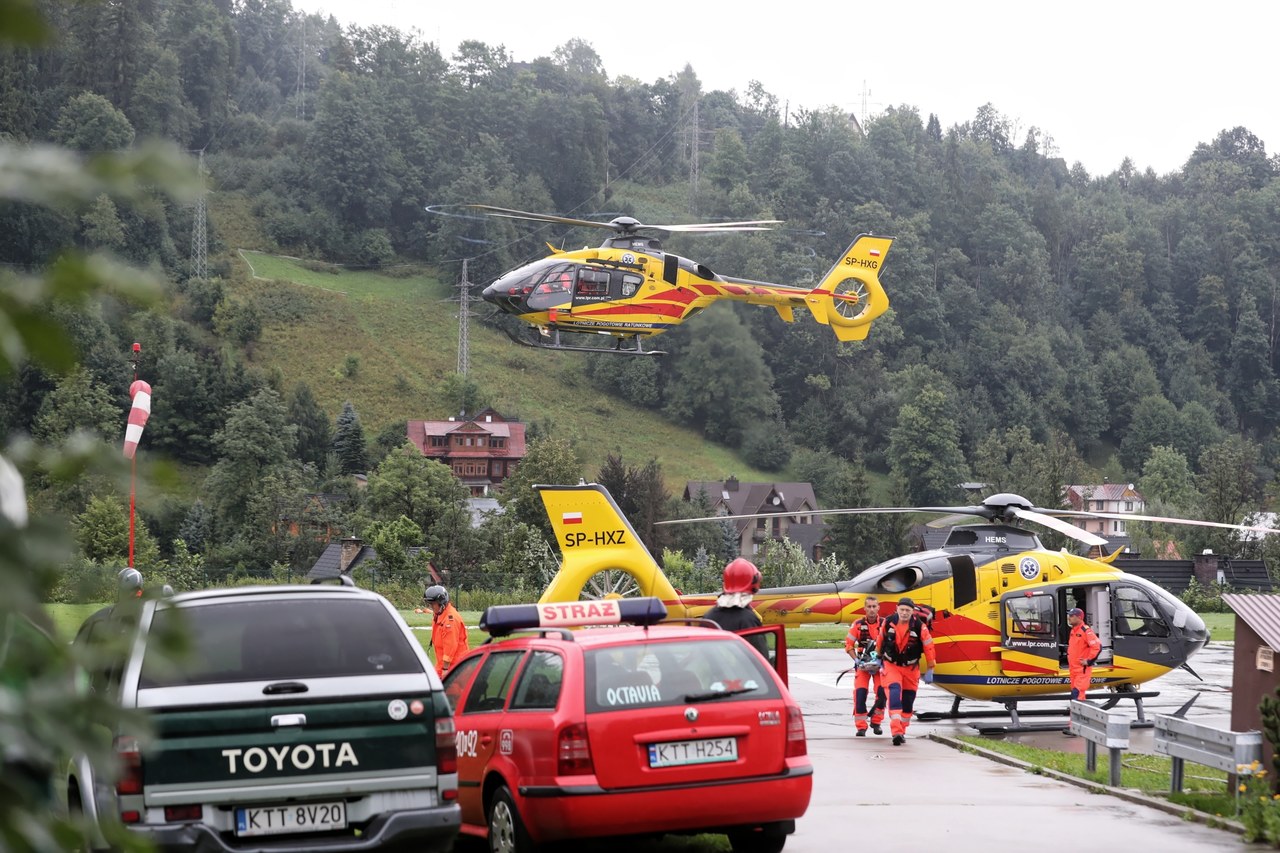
233,249,773,479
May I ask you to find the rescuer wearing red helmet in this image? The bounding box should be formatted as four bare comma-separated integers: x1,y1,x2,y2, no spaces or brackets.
704,558,769,658
1063,607,1101,736
875,597,937,746
844,594,887,736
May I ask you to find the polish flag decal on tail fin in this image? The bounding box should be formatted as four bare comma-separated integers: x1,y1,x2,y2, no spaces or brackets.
562,512,583,525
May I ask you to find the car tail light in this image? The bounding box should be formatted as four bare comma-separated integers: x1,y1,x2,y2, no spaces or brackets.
164,805,202,822
120,810,141,824
115,736,143,795
785,705,807,757
557,723,593,775
436,716,457,775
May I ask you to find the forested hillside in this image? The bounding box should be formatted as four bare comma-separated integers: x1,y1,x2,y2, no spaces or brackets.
4,0,1280,585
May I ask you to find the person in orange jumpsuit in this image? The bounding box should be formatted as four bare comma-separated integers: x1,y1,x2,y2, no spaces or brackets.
844,594,887,736
1063,606,1101,736
424,585,469,678
876,597,936,746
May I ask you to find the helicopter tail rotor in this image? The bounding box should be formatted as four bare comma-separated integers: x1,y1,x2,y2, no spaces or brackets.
805,234,893,341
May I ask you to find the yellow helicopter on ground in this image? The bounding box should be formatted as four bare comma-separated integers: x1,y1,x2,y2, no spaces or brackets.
533,482,1274,714
455,205,891,354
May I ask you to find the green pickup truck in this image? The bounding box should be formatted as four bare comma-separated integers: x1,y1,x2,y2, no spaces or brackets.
63,582,460,851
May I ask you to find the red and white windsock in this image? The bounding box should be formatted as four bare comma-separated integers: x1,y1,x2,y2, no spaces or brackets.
123,380,152,459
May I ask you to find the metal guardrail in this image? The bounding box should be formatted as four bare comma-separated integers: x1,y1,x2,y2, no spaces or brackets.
1153,715,1263,794
1070,700,1130,786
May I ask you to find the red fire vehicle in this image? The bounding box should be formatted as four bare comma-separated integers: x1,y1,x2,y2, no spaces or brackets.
442,598,812,853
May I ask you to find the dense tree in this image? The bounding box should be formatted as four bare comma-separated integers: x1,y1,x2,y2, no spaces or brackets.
51,91,135,151
333,400,368,474
887,386,968,506
203,388,298,533
498,437,583,541
30,367,119,443
73,494,160,568
287,381,331,471
364,443,468,536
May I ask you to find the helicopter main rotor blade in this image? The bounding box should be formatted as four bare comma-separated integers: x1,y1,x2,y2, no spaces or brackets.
1009,507,1109,547
462,204,617,231
655,507,931,526
926,513,985,528
462,204,781,234
1082,510,1280,536
660,220,782,232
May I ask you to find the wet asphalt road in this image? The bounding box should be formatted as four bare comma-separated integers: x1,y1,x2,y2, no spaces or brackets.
784,641,1255,853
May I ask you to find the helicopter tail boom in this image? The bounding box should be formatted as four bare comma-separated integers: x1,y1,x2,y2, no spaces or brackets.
805,234,893,341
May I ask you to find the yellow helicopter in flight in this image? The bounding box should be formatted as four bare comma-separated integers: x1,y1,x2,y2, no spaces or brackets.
453,205,892,354
533,482,1272,710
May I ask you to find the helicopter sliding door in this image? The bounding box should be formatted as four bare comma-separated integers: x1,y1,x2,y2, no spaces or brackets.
997,590,1059,676
1056,585,1115,666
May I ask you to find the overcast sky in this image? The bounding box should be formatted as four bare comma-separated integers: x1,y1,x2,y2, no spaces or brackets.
294,0,1278,178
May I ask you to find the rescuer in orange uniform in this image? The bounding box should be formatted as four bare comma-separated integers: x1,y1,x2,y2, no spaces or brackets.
424,585,469,678
1063,606,1101,736
844,594,887,736
876,597,936,746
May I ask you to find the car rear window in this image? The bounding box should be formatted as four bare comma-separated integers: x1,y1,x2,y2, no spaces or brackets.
138,598,422,687
584,637,780,713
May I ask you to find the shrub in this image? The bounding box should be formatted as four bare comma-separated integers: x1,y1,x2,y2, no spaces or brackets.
1238,767,1280,845
1181,577,1235,613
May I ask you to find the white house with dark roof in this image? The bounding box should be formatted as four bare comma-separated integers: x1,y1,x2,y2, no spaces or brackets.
1064,482,1145,543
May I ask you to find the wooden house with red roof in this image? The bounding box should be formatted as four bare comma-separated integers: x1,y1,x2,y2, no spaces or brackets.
682,477,824,560
407,408,527,496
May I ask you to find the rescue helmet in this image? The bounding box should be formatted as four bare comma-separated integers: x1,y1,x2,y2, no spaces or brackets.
423,584,449,606
722,558,762,594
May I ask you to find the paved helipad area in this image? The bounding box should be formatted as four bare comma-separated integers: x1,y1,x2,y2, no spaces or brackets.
785,642,1254,852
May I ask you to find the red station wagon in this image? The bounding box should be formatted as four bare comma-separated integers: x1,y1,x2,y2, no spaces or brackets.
442,597,812,853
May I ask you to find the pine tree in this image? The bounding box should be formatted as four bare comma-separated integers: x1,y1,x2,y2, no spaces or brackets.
333,400,368,475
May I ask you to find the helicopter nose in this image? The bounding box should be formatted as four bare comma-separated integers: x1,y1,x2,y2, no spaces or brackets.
1172,599,1209,654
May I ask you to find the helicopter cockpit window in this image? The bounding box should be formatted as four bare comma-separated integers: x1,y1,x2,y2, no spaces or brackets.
526,264,574,311
1005,595,1055,639
875,566,923,594
1114,585,1170,637
620,273,643,298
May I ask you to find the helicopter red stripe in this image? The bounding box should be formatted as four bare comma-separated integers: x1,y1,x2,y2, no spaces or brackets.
756,598,810,613
576,303,687,319
997,660,1058,675
933,640,1002,662
934,614,999,636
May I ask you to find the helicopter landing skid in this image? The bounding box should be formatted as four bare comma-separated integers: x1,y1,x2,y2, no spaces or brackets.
966,691,1192,735
506,328,665,356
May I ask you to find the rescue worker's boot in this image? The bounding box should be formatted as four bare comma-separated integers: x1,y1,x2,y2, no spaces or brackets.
892,734,905,746
855,728,866,737
870,694,886,735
